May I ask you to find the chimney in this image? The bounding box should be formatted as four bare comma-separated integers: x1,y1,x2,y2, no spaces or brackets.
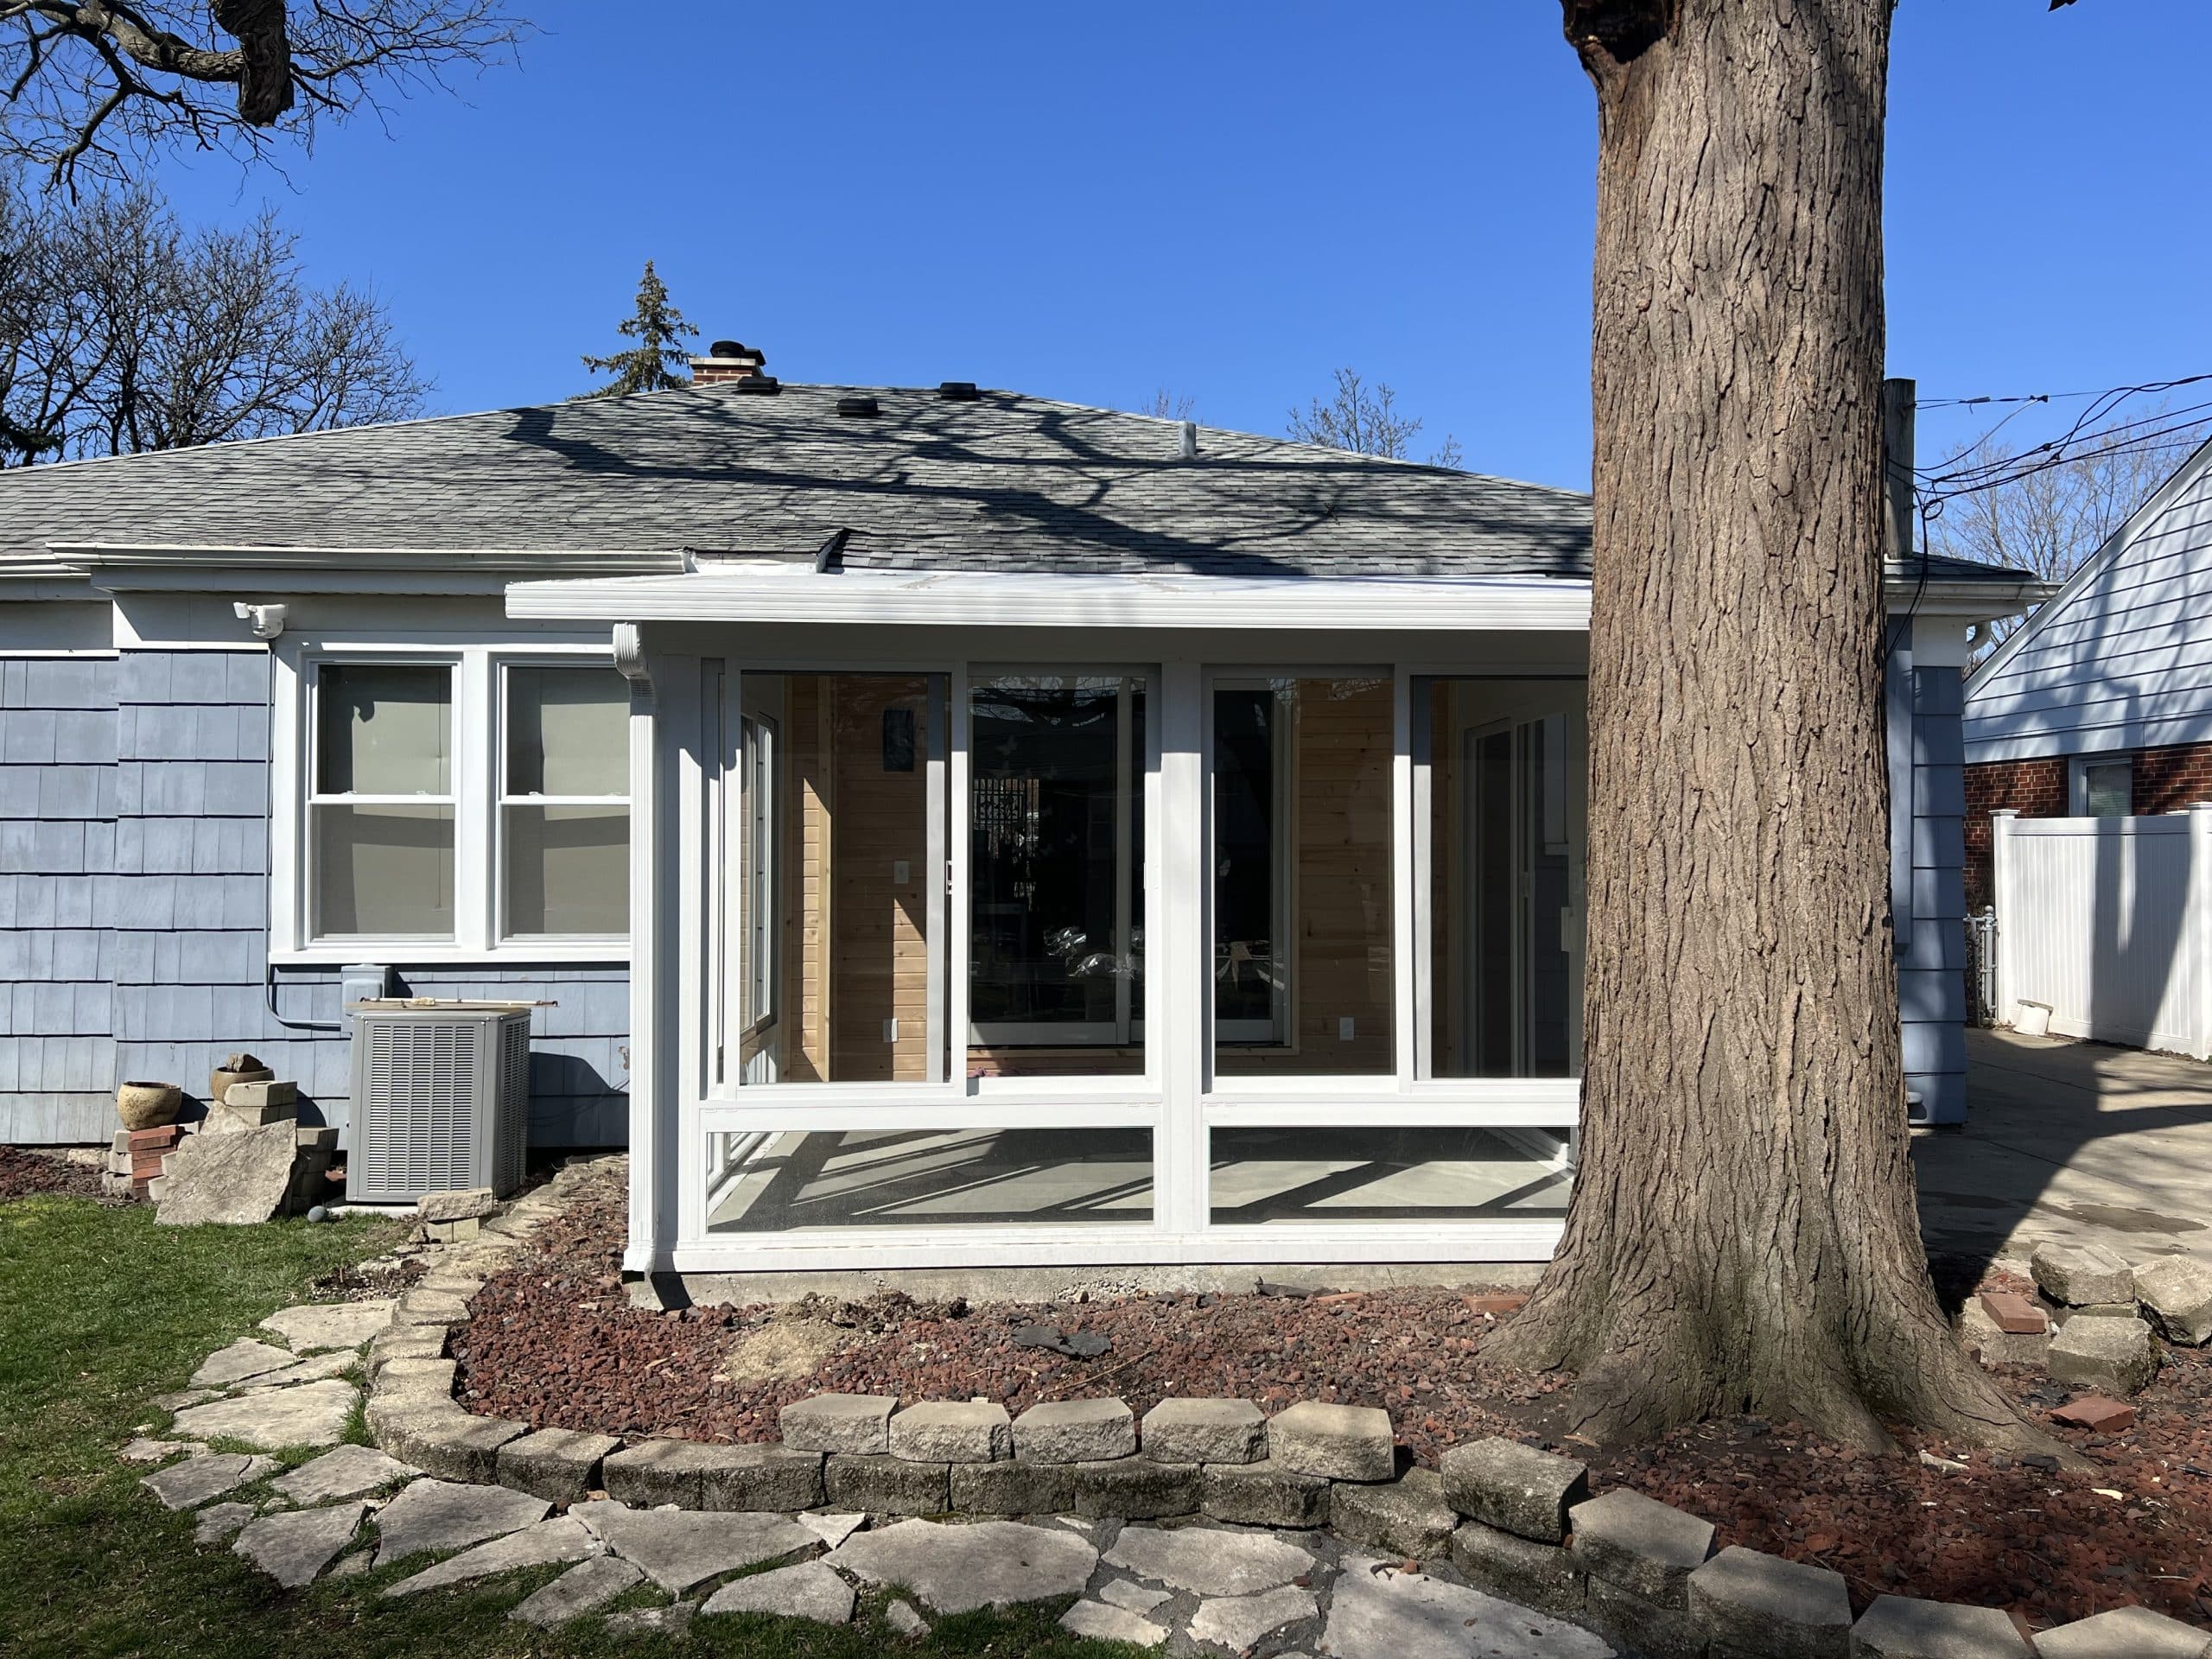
692,339,767,385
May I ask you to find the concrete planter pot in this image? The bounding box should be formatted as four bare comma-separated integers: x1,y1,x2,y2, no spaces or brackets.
208,1063,275,1107
117,1081,182,1131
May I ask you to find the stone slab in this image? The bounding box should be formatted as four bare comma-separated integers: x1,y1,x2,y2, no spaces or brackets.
496,1427,620,1504
951,1456,1077,1514
575,1499,814,1595
1101,1580,1173,1612
780,1392,895,1455
884,1599,930,1637
171,1379,359,1451
190,1338,299,1389
1014,1397,1136,1464
383,1516,595,1597
142,1452,277,1510
1440,1437,1591,1543
603,1604,696,1638
233,1501,367,1588
1268,1401,1395,1482
1103,1523,1314,1596
1140,1397,1266,1465
830,1517,1098,1613
798,1511,866,1548
1688,1545,1853,1659
2134,1255,2212,1345
237,1351,359,1391
1073,1457,1200,1519
2047,1313,2159,1396
823,1452,949,1515
373,1477,550,1565
1061,1599,1168,1646
270,1444,417,1505
1849,1594,2036,1657
260,1300,396,1354
193,1502,255,1546
119,1436,194,1463
511,1555,645,1628
1189,1584,1320,1652
2031,1605,2212,1658
1321,1556,1613,1659
888,1400,1012,1463
702,1559,857,1624
2030,1240,2135,1307
418,1186,496,1224
155,1121,300,1226
1331,1467,1459,1559
1568,1487,1714,1608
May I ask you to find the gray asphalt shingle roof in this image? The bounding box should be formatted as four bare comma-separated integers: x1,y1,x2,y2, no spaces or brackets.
0,382,1592,579
0,378,2031,586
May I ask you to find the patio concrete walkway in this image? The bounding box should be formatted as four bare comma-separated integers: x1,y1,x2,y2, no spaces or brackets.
1915,1028,2212,1277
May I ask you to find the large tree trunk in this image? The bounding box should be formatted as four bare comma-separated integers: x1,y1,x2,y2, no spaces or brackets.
1493,0,2048,1456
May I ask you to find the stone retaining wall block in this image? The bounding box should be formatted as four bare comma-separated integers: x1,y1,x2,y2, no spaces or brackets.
1567,1487,1714,1608
889,1401,1013,1464
1583,1575,1708,1659
1139,1397,1266,1465
1687,1545,1852,1659
950,1458,1078,1515
602,1440,719,1508
374,1405,525,1484
2133,1256,2212,1346
417,1186,497,1224
1013,1398,1136,1464
1848,1593,2035,1657
1440,1437,1590,1543
1266,1401,1395,1483
823,1453,950,1516
2031,1605,2212,1658
495,1427,620,1504
1449,1520,1586,1618
1072,1457,1201,1519
1199,1459,1332,1529
1330,1467,1458,1560
1955,1301,2050,1369
779,1394,896,1456
697,1445,825,1513
2029,1241,2134,1308
2046,1314,2158,1396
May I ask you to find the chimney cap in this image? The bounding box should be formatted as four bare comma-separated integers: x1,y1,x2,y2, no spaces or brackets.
937,381,979,402
708,339,761,362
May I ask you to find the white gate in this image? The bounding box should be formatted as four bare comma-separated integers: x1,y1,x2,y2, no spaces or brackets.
1990,804,2212,1058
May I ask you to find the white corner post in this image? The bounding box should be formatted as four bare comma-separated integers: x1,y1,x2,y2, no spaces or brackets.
1156,660,1206,1238
615,622,673,1274
1988,808,2018,1027
2189,803,2212,1061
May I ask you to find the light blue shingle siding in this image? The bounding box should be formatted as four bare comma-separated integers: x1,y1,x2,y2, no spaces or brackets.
0,645,631,1148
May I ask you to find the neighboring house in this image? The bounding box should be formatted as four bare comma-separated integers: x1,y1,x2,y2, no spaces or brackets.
1963,435,2212,907
0,347,2039,1282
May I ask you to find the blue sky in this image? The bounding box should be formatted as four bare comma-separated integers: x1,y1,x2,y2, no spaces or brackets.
153,1,2211,493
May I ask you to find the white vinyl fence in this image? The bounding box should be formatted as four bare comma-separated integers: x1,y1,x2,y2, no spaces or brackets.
1991,804,2212,1058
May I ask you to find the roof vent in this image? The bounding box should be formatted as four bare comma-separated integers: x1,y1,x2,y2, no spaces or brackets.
937,381,979,402
731,375,781,395
836,395,880,417
1180,420,1198,461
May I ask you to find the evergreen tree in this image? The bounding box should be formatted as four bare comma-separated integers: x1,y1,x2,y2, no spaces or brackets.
578,262,696,397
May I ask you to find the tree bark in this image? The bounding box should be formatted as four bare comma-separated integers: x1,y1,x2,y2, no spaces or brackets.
1494,0,2051,1456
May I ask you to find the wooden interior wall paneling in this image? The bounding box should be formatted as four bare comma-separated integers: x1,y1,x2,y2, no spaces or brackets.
827,676,931,1083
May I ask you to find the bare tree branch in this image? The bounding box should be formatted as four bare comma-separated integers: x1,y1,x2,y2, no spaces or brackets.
0,171,426,463
0,2,525,188
1288,365,1463,467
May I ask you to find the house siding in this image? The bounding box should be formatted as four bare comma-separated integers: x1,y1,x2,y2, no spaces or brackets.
1963,445,2212,764
0,643,629,1147
1892,626,1969,1127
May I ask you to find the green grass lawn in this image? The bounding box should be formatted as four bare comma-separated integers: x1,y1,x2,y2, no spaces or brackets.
0,1192,1130,1659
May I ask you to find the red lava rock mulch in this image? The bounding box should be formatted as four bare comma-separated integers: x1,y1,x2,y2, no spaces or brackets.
453,1167,2212,1636
0,1143,119,1203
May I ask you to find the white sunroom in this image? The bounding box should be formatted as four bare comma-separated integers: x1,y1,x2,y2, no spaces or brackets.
509,562,1597,1281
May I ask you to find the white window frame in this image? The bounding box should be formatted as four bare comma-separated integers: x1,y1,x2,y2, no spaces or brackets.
2069,753,2133,818
495,659,632,945
270,636,629,964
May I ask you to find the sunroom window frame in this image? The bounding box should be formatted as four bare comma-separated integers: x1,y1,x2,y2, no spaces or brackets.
270,636,630,965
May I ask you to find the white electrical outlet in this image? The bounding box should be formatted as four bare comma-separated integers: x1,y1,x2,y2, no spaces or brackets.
893,860,910,885
1338,1016,1355,1041
883,1018,899,1044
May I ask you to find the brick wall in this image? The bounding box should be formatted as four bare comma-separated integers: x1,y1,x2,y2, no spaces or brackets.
2133,741,2212,817
1962,756,2065,909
